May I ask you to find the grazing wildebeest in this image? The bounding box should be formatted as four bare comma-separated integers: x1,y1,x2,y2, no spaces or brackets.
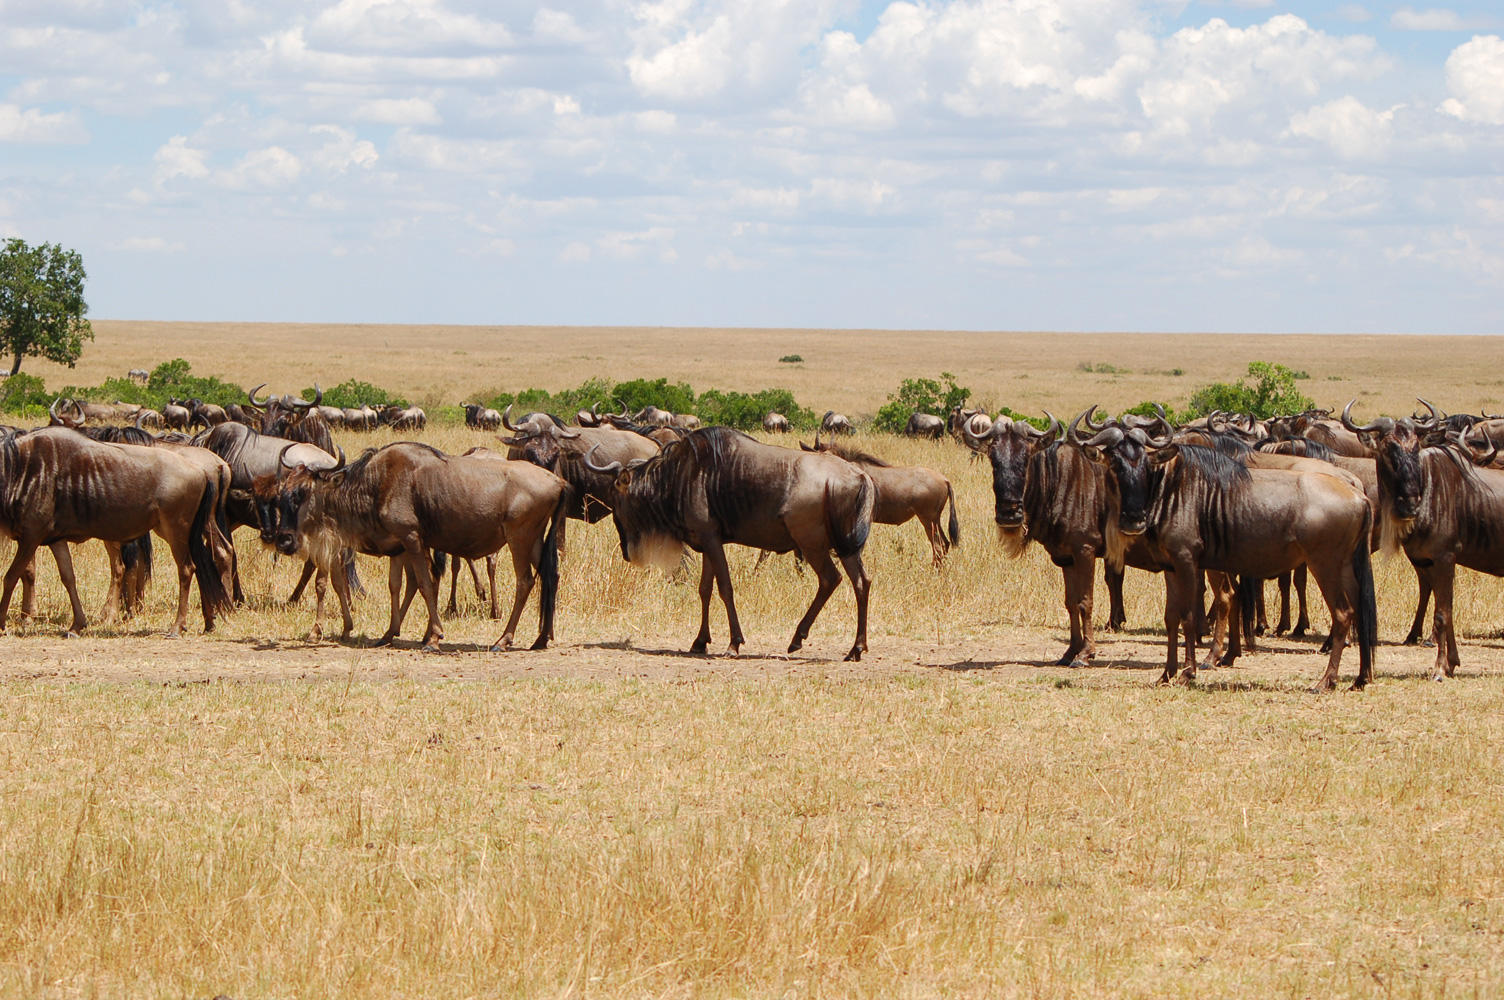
1075,406,1377,691
186,398,229,429
163,400,192,432
259,442,569,651
672,413,701,430
763,412,790,433
802,434,959,565
635,405,673,427
127,368,150,385
821,410,854,435
380,404,427,432
462,403,502,431
584,427,875,660
0,427,233,637
905,412,946,439
1342,399,1504,681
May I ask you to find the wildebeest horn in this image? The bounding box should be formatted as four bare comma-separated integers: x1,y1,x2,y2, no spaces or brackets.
1068,406,1102,445
1341,399,1392,435
278,443,299,470
582,444,623,475
1145,417,1175,448
1413,397,1441,429
502,404,523,432
249,383,269,408
960,418,992,450
49,397,63,420
591,402,600,420
331,445,346,471
1041,411,1063,441
1084,425,1124,448
1082,406,1110,434
556,426,580,439
291,384,321,410
1472,425,1499,467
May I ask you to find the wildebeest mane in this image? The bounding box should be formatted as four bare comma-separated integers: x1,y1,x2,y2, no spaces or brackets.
818,441,892,467
1148,444,1251,562
85,425,156,446
1020,440,1106,557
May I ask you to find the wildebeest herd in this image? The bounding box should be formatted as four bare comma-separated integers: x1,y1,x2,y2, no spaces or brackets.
4,385,1501,693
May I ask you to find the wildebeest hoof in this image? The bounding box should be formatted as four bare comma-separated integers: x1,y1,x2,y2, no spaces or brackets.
1055,653,1076,666
1069,656,1089,668
61,630,81,639
1307,684,1335,694
844,647,863,662
724,643,740,657
1433,673,1447,683
529,637,548,651
421,642,441,653
1422,639,1436,648
690,638,709,655
373,634,395,648
1173,672,1196,687
1254,625,1266,636
1350,680,1367,691
787,638,804,654
1292,626,1308,638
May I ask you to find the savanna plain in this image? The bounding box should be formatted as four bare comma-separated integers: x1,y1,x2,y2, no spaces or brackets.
5,324,1504,998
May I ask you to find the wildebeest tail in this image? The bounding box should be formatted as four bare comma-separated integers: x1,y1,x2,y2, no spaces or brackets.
536,485,570,647
431,550,447,578
190,477,234,618
946,481,961,547
1353,501,1379,672
342,547,365,598
1238,574,1259,646
121,533,153,582
826,474,873,560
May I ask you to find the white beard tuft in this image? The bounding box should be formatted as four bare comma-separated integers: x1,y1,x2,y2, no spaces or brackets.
996,524,1029,560
1104,522,1128,573
630,533,688,574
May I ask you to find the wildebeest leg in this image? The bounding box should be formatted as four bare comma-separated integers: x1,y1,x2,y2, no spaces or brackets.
839,552,870,661
445,555,462,616
1293,564,1311,638
156,525,196,638
788,548,840,657
1203,571,1231,671
1430,560,1460,680
707,539,747,655
1273,572,1291,635
752,548,774,573
1059,557,1095,667
1104,562,1126,632
490,542,538,653
49,542,88,636
402,539,444,651
1305,554,1354,693
287,559,316,603
18,554,36,620
325,558,354,640
229,540,245,606
376,556,407,646
1157,571,1185,685
691,556,715,654
1403,563,1432,646
468,558,487,602
99,542,126,626
1255,581,1268,636
0,541,41,632
924,516,945,567
486,555,499,619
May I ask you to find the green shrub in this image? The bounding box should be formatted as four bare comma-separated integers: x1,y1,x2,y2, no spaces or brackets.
0,373,50,415
779,354,803,363
698,388,815,431
994,406,1051,431
1184,362,1314,419
302,379,406,409
610,377,697,417
873,373,970,434
143,358,248,408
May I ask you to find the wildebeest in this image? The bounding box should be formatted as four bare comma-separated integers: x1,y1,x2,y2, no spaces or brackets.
584,426,875,661
802,434,959,565
162,400,192,432
1342,399,1504,681
763,412,790,433
905,412,946,439
821,410,854,435
576,405,604,428
672,413,701,430
127,368,150,385
462,403,502,431
258,442,569,651
499,417,660,528
635,405,673,427
187,399,229,429
0,426,234,637
247,385,338,454
380,404,427,432
1075,406,1377,691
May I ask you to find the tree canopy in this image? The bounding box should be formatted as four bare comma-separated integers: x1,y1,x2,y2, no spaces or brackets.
0,239,93,376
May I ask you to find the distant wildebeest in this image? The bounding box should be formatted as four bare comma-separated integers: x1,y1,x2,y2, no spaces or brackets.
1075,406,1377,691
380,404,427,432
0,426,234,637
462,403,503,431
127,368,150,385
163,399,192,432
258,442,568,651
576,405,604,428
635,405,674,427
762,412,790,433
803,433,959,565
821,410,854,435
585,427,875,661
672,413,701,430
905,412,946,439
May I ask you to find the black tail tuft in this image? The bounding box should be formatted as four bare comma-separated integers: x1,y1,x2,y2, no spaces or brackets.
121,533,153,581
190,476,233,620
946,481,961,548
826,475,873,560
342,547,365,598
1238,574,1259,646
534,486,569,648
1354,503,1379,674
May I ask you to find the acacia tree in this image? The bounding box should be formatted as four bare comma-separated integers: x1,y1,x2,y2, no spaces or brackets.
0,239,93,376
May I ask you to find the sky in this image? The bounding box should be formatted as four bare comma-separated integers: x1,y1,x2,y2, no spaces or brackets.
1,0,1502,333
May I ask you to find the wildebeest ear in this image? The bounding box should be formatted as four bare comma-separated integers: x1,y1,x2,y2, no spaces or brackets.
1149,444,1180,466
1082,445,1106,464
800,441,815,452
618,470,634,489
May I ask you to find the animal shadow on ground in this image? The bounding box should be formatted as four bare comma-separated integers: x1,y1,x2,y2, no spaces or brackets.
583,641,839,664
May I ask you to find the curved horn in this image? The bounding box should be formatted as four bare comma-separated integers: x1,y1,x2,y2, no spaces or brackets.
1146,417,1175,449
1414,397,1441,430
1476,426,1499,467
1042,411,1063,442
502,404,524,432
1341,398,1390,435
961,417,995,450
555,426,580,440
1083,406,1110,434
331,445,346,471
49,397,62,421
278,443,299,470
582,444,623,475
1084,425,1125,449
1068,406,1100,445
248,383,269,408
290,384,320,410
134,409,149,430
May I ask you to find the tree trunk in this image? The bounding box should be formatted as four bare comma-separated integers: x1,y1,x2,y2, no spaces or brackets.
9,351,20,377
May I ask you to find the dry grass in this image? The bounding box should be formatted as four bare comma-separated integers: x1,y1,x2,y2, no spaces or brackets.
3,325,1504,997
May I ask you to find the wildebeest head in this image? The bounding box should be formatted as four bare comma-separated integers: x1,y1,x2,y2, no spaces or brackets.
583,441,685,571
1071,406,1174,537
1343,398,1428,522
963,412,1060,535
257,444,349,559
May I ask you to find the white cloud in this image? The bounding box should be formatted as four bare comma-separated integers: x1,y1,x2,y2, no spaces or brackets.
597,226,676,261
153,135,210,182
115,236,186,252
1288,96,1398,158
1440,35,1504,124
352,98,442,124
221,146,304,189
1390,7,1491,31
0,104,87,143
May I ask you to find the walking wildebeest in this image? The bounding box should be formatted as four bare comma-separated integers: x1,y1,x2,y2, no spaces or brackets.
905,412,946,439
463,403,503,431
584,427,875,661
802,434,959,565
259,442,569,651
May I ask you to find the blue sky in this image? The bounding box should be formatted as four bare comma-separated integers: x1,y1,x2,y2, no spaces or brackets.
2,0,1501,333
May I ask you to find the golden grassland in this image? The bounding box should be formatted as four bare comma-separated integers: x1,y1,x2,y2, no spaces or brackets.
4,328,1504,997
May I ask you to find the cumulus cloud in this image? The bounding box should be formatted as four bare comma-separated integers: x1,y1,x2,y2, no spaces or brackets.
1441,35,1504,124
1390,7,1492,31
1288,95,1398,158
0,104,87,143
